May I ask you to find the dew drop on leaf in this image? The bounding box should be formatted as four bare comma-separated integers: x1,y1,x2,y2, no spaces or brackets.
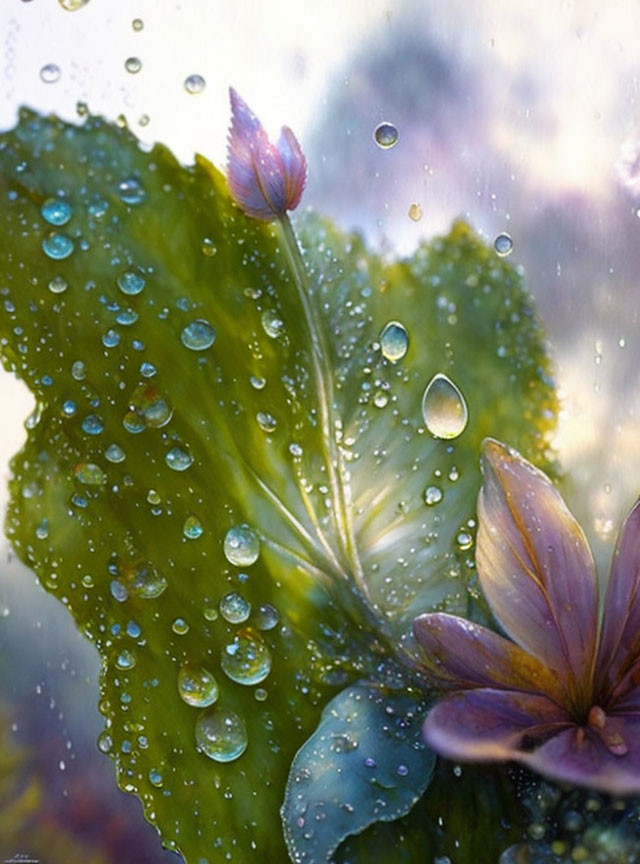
180,319,216,350
74,462,106,485
97,731,113,753
116,649,136,669
223,524,260,566
42,232,74,259
165,446,193,471
117,177,146,205
423,485,443,506
379,320,409,362
117,269,146,295
261,308,284,338
121,558,168,599
253,603,279,631
219,592,251,624
221,630,272,686
48,275,68,294
256,411,277,433
41,197,72,226
195,706,248,763
178,663,219,708
422,373,468,439
183,515,203,539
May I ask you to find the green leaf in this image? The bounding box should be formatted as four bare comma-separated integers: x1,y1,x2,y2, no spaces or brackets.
0,109,556,862
281,683,435,864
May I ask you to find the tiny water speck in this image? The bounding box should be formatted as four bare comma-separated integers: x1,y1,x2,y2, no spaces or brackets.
132,17,144,30
125,57,142,74
373,122,398,149
40,64,61,83
422,373,468,440
184,74,206,94
494,232,513,257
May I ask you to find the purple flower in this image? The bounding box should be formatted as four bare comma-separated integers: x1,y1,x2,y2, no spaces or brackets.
413,439,640,795
226,88,307,221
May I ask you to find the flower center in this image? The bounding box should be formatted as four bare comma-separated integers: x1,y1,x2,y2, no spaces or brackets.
582,705,628,756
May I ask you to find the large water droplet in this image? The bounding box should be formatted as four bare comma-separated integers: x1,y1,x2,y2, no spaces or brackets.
373,122,398,149
121,558,167,599
184,74,206,94
41,197,72,226
42,232,74,260
223,524,260,566
117,269,146,295
195,706,248,762
165,446,193,471
178,663,219,708
39,63,61,84
74,462,106,485
380,321,409,362
181,319,216,350
219,592,251,624
494,233,513,257
221,629,272,686
124,56,142,74
81,413,104,435
422,373,468,439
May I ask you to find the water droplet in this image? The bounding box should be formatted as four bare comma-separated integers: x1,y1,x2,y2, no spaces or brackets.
181,319,216,350
250,375,266,390
184,74,206,94
121,558,167,599
221,629,271,685
183,515,203,539
223,524,260,567
123,411,146,434
373,122,398,149
117,269,146,295
74,462,106,485
105,443,126,463
422,373,468,440
116,649,136,669
140,361,156,378
195,706,247,762
178,663,219,708
115,307,139,326
373,390,389,408
424,485,443,506
81,413,104,435
219,592,251,624
201,237,217,256
39,63,61,84
148,769,163,787
125,56,142,74
41,197,72,226
126,620,141,638
102,329,120,348
494,233,513,257
165,446,193,471
58,0,89,9
172,617,190,635
117,177,146,205
254,688,268,702
129,384,173,428
203,605,218,622
42,232,74,260
408,202,422,221
380,321,409,362
35,518,49,540
48,275,68,294
396,763,409,776
456,531,473,551
61,399,77,416
261,309,284,338
146,489,161,506
256,411,277,433
254,603,279,631
97,731,113,753
71,360,86,380
131,17,144,30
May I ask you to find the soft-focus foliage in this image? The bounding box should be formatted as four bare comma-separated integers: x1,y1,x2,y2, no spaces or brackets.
0,109,555,861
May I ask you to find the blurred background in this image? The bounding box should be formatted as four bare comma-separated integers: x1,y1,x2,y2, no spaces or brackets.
1,0,640,859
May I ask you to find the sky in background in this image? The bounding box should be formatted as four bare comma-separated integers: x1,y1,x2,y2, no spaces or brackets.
2,0,640,856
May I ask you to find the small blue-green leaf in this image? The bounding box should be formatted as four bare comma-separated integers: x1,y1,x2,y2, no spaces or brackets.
281,683,435,863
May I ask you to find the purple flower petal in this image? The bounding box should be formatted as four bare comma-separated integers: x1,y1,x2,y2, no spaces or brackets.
413,613,565,702
476,440,598,708
523,719,640,795
226,88,306,221
423,688,570,763
595,497,640,702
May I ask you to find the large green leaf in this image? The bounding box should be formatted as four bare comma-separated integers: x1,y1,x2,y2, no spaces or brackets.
0,109,556,862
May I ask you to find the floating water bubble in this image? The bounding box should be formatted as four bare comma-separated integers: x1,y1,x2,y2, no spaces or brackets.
181,319,216,350
178,663,219,708
195,706,248,762
183,515,203,539
42,232,74,260
71,360,86,380
184,74,206,94
256,411,277,433
165,446,193,471
422,373,468,439
221,629,271,686
39,63,61,84
121,558,167,599
105,443,126,463
116,649,136,669
58,0,89,9
261,309,284,338
117,177,146,205
48,275,68,294
125,56,142,74
424,485,443,506
74,462,106,485
219,592,251,624
223,524,260,566
81,413,104,435
380,321,409,362
408,202,422,222
102,329,120,348
117,269,146,295
494,233,513,257
254,603,279,631
131,17,143,30
373,122,398,149
41,198,72,226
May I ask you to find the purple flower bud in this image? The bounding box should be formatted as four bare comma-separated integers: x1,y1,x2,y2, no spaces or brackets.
226,88,307,221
